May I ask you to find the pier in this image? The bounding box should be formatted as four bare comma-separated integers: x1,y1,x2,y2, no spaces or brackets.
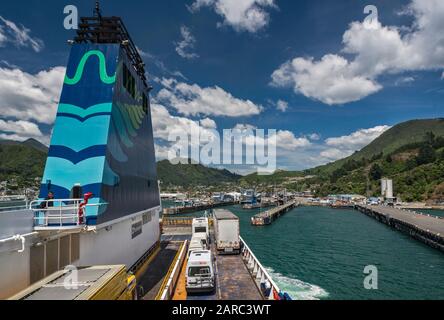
162,201,237,216
251,201,297,226
355,205,444,253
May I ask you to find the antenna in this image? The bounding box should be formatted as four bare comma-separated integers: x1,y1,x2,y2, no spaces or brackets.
94,1,102,19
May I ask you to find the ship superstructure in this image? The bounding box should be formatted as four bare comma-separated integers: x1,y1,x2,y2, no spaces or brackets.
0,3,161,298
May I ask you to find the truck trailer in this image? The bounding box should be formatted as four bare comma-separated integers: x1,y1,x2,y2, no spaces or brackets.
213,210,241,255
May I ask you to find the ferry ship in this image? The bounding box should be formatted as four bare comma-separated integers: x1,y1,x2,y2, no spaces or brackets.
0,3,288,301
0,3,160,299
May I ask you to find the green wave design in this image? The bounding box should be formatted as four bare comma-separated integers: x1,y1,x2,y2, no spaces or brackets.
58,103,113,117
64,50,116,85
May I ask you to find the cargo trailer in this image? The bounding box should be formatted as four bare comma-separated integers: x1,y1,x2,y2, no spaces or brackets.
213,210,240,255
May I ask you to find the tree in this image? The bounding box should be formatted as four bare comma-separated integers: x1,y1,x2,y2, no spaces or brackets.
425,132,436,145
386,154,393,163
369,164,383,181
330,167,347,183
416,144,436,165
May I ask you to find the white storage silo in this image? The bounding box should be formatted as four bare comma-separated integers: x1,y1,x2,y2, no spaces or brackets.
386,179,394,199
381,179,388,197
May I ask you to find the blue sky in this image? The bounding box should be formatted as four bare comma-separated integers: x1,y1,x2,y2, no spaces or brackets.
0,0,443,174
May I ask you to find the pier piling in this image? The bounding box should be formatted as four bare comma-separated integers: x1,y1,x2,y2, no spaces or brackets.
355,205,444,253
251,201,297,226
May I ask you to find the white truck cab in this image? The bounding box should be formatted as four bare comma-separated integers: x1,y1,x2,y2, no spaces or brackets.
186,250,215,293
192,217,209,238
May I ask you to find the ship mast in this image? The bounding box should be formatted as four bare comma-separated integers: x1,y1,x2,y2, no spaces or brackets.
73,1,149,89
94,1,102,20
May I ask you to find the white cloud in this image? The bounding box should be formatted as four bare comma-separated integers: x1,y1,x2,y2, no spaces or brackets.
325,125,391,149
0,119,49,145
175,26,199,59
271,54,382,105
274,130,311,151
320,148,350,162
137,47,187,80
0,16,44,52
234,124,311,151
156,78,263,117
0,66,65,124
320,125,391,161
276,100,288,112
308,133,320,141
395,76,415,86
154,144,172,160
233,123,257,131
200,118,217,129
151,103,218,142
189,0,277,33
271,0,444,105
0,26,6,46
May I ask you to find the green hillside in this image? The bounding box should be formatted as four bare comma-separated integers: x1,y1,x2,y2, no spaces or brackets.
0,139,48,188
309,118,444,175
298,131,444,202
157,159,240,188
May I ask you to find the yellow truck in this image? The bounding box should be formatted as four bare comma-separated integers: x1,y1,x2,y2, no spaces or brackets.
9,265,138,300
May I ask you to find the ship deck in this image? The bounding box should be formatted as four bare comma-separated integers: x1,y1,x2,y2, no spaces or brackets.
138,241,182,300
173,237,263,301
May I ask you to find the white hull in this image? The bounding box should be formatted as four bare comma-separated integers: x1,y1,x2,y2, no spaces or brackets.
0,207,161,299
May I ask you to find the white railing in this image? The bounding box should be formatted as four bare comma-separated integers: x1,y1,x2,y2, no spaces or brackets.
29,199,104,229
158,240,188,300
240,236,291,300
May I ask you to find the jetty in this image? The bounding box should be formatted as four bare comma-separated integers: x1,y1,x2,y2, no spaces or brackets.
251,201,297,226
355,205,444,253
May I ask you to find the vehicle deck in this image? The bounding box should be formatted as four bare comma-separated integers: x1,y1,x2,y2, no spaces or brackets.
174,238,263,301
138,241,181,300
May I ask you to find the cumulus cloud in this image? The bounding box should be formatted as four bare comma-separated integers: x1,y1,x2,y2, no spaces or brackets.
271,54,382,105
0,16,44,52
200,118,217,129
175,26,199,59
276,100,288,112
234,124,311,151
0,119,49,145
154,144,172,160
273,130,311,150
138,48,187,80
271,0,444,105
0,119,43,139
156,78,263,117
151,103,219,142
189,0,277,33
0,66,65,124
320,125,391,161
308,133,321,141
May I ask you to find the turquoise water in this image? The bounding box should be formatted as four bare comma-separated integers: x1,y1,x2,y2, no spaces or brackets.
161,201,444,300
416,209,444,218
238,206,444,300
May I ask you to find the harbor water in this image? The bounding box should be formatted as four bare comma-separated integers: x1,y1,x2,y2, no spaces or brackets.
162,201,444,300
